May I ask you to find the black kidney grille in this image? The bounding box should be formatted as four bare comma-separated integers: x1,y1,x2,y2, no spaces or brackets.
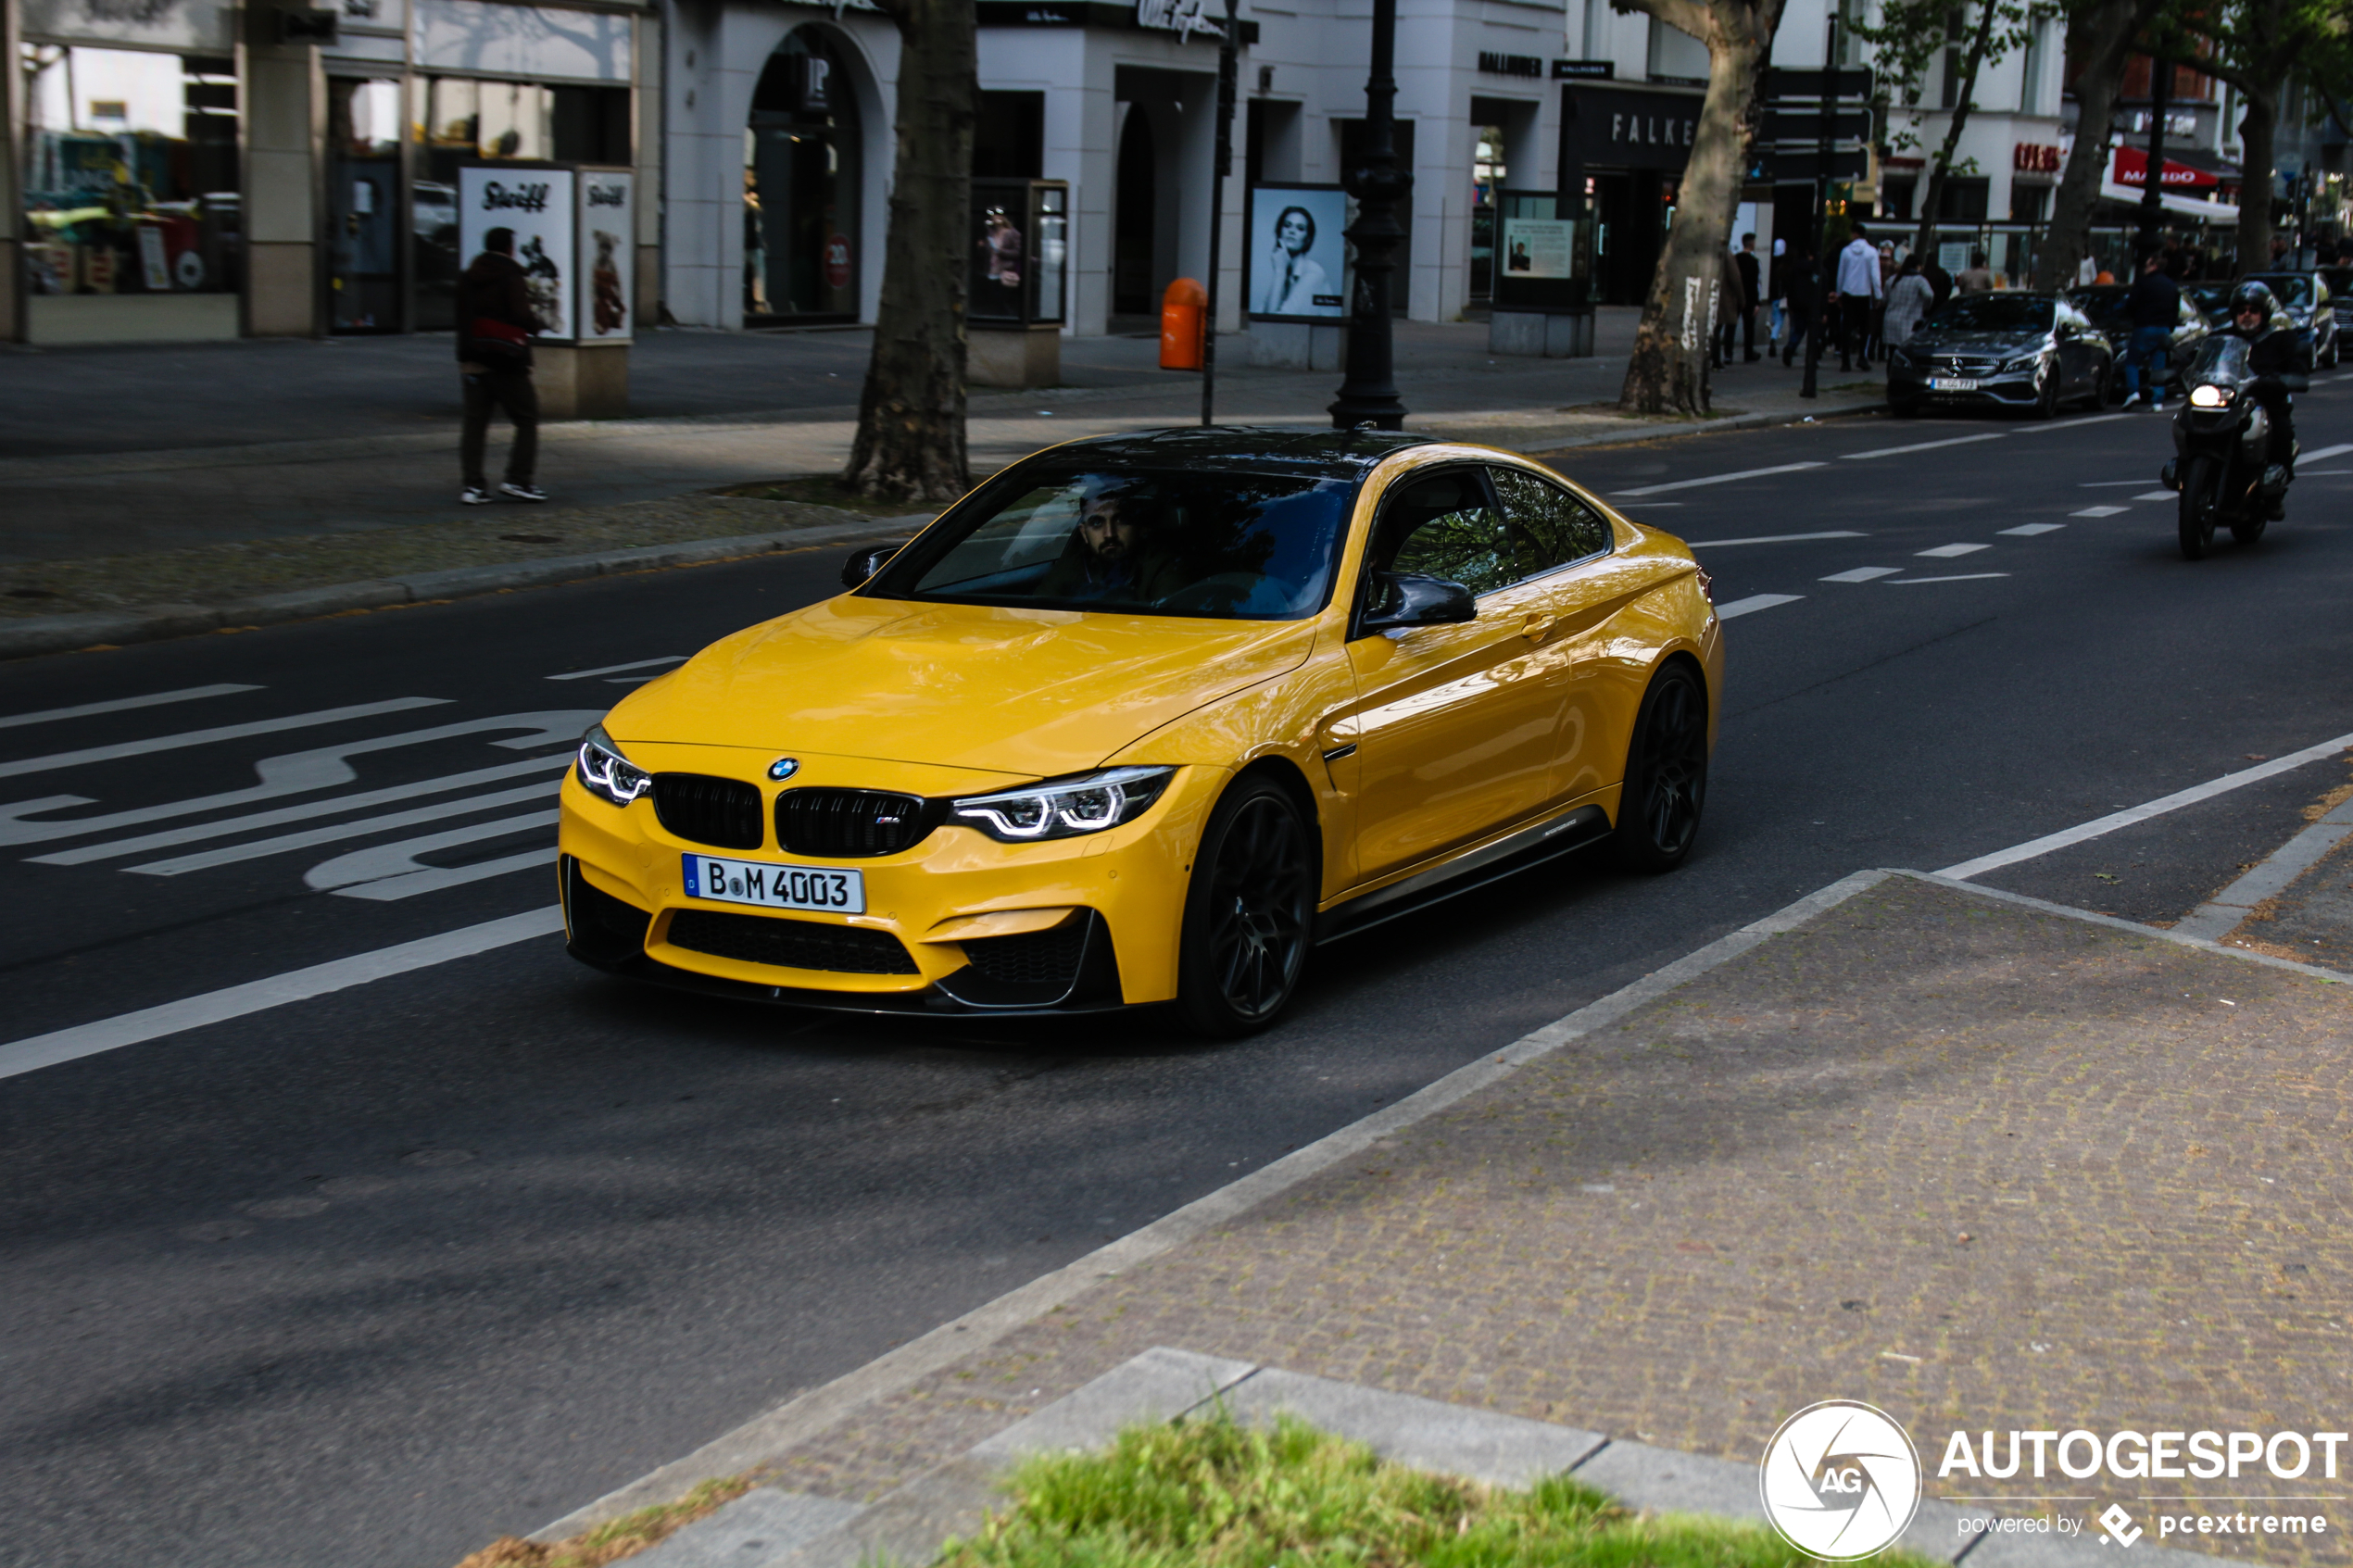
665,909,918,974
962,922,1088,988
774,788,932,858
651,773,764,850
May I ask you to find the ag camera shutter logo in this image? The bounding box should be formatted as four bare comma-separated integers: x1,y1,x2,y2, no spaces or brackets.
1760,1399,1924,1559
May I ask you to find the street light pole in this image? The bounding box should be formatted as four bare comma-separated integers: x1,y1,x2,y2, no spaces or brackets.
2137,54,2169,265
1801,5,1839,399
1202,0,1239,425
1328,0,1412,430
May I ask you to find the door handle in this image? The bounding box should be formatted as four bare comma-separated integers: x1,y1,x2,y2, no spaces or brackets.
1520,611,1554,641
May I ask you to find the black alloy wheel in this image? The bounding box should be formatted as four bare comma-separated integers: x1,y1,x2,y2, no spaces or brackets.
2178,453,2221,560
1176,775,1316,1036
2086,363,2112,410
2030,362,2062,420
1615,661,1709,872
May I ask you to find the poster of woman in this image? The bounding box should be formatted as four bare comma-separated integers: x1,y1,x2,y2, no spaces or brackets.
1246,185,1347,320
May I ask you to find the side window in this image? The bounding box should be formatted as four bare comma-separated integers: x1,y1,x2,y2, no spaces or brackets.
1373,468,1519,596
1488,465,1612,572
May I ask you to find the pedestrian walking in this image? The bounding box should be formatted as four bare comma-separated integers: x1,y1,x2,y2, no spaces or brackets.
1768,237,1788,352
1956,249,1994,294
1781,244,1818,367
1732,233,1763,362
1882,256,1934,348
1713,245,1747,369
2120,248,2182,409
1834,225,1881,370
457,226,548,507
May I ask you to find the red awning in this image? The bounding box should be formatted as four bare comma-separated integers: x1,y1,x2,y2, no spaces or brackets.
2112,145,2221,192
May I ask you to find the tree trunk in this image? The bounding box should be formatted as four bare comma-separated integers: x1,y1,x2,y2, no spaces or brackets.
2234,85,2278,275
1914,3,1997,259
1618,19,1769,415
844,0,978,505
2034,0,2161,289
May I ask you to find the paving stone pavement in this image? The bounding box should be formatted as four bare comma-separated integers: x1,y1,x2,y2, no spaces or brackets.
728,874,2353,1565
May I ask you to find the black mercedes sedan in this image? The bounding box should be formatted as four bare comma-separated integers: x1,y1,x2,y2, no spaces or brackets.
1885,293,2114,419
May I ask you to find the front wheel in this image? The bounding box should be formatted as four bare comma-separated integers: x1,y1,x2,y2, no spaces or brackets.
1615,662,1709,872
2030,364,2061,420
1174,776,1316,1036
2178,453,2221,560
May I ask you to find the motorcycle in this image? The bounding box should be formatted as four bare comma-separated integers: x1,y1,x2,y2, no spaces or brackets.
2158,335,2307,560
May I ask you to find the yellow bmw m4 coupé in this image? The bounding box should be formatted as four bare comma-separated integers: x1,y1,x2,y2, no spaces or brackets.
558,428,1721,1035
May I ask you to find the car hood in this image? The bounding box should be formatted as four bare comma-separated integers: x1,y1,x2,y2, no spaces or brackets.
607,595,1319,779
1905,330,2045,356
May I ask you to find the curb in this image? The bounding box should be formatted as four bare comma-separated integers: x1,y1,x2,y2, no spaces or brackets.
0,515,925,663
1515,393,1885,456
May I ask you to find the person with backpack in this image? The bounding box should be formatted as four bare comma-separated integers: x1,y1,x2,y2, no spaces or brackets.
456,226,549,506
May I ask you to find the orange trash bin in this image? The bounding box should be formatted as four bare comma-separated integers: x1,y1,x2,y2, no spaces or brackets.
1159,277,1205,370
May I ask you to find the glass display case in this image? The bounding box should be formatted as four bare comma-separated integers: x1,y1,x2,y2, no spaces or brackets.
1490,192,1596,311
970,178,1068,327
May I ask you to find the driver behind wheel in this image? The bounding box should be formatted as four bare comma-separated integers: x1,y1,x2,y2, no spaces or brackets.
2221,282,2299,496
1037,475,1184,604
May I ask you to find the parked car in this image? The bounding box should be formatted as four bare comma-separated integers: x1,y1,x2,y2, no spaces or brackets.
1885,293,2113,418
2068,283,2209,399
2184,281,2237,331
2237,271,2337,368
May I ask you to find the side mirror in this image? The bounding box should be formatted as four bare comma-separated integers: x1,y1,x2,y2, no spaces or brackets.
1359,571,1476,634
841,543,901,590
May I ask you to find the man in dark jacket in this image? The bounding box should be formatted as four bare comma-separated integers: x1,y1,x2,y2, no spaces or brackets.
2120,250,2182,408
1730,233,1762,361
2222,282,2300,495
457,227,547,505
1780,245,1818,368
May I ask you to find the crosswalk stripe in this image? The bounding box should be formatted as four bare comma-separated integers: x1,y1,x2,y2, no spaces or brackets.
0,684,263,732
0,697,447,781
305,810,560,890
128,783,561,876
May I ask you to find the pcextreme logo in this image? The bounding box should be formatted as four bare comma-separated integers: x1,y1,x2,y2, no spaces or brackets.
1759,1400,1924,1560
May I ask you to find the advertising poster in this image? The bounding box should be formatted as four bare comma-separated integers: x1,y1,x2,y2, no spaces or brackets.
576,168,635,343
1246,185,1349,320
459,164,576,341
1500,217,1575,280
21,0,233,51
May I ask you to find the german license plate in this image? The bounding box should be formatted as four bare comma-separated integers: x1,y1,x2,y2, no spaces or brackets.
1929,377,1981,391
682,853,865,914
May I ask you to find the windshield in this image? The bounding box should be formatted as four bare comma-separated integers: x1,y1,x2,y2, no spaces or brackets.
2186,334,2252,385
2071,288,2130,326
871,464,1357,620
1923,295,2055,333
2250,275,2312,307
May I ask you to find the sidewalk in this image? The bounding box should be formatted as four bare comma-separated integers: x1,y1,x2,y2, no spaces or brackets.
477,859,2353,1568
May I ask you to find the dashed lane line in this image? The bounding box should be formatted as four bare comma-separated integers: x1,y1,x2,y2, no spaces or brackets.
1715,594,1804,619
2133,492,2175,501
2301,443,2353,462
1937,730,2353,881
1614,462,1825,496
1998,523,2065,536
2071,506,2131,517
1820,567,1901,583
0,906,567,1083
1838,433,2007,460
0,684,263,732
0,697,449,782
1887,572,2010,584
1681,531,1867,547
547,658,687,682
1917,544,1991,558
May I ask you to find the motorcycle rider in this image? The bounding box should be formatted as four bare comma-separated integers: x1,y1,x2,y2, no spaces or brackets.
2219,281,2298,508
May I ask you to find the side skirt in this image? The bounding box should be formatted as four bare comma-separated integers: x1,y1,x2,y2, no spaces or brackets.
1315,804,1613,947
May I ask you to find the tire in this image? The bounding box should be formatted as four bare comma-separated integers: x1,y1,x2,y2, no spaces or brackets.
2030,364,2061,420
2086,364,2112,410
2178,453,2221,560
1174,775,1316,1036
1614,661,1709,872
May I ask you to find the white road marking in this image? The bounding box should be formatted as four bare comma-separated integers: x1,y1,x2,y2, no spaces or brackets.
2012,413,2130,433
336,850,551,901
304,810,559,891
1614,461,1826,496
1917,543,1991,558
1998,523,2065,536
1937,729,2353,881
30,755,571,865
2171,797,2353,942
2133,491,2177,501
129,783,561,875
2301,468,2353,475
1715,594,1805,620
0,907,565,1083
0,697,447,782
1840,433,2007,460
2071,505,2131,517
1683,531,1867,547
0,710,596,847
2079,480,2151,487
2300,443,2353,462
0,684,263,733
1820,566,1902,583
547,657,686,682
1888,572,2010,583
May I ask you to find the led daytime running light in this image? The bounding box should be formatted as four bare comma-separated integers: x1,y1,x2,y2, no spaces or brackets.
576,723,652,807
950,766,1175,842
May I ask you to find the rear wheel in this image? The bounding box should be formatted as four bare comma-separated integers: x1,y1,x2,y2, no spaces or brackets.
1614,662,1709,872
1175,776,1315,1036
2178,454,2221,560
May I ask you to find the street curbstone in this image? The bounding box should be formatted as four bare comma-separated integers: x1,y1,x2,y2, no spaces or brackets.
1222,1365,1609,1488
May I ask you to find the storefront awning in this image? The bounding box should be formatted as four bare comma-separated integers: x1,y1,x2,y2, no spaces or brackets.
2111,144,2224,191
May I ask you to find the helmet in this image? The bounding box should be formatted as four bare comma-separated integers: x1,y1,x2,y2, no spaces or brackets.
2229,281,2280,331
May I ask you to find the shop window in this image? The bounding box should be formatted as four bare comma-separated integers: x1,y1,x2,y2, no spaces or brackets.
744,30,862,321
329,78,402,332
19,45,242,297
1881,179,1916,220
1936,176,1990,222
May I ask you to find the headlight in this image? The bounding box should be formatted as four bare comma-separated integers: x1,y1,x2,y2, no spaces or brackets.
2188,383,2233,408
1999,352,2045,374
950,766,1176,843
576,723,652,807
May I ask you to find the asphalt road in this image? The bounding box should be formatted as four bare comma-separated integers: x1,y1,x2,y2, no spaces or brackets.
4,380,2351,1568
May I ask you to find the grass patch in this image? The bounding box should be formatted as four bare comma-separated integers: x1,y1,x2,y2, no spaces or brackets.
936,1410,1929,1568
712,473,970,517
451,1475,755,1568
1555,402,1749,423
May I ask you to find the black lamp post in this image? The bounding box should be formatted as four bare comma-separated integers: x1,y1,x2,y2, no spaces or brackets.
1329,0,1412,430
2136,55,2169,265
1201,0,1239,425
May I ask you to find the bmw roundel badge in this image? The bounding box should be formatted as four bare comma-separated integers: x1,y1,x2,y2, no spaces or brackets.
768,758,800,781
